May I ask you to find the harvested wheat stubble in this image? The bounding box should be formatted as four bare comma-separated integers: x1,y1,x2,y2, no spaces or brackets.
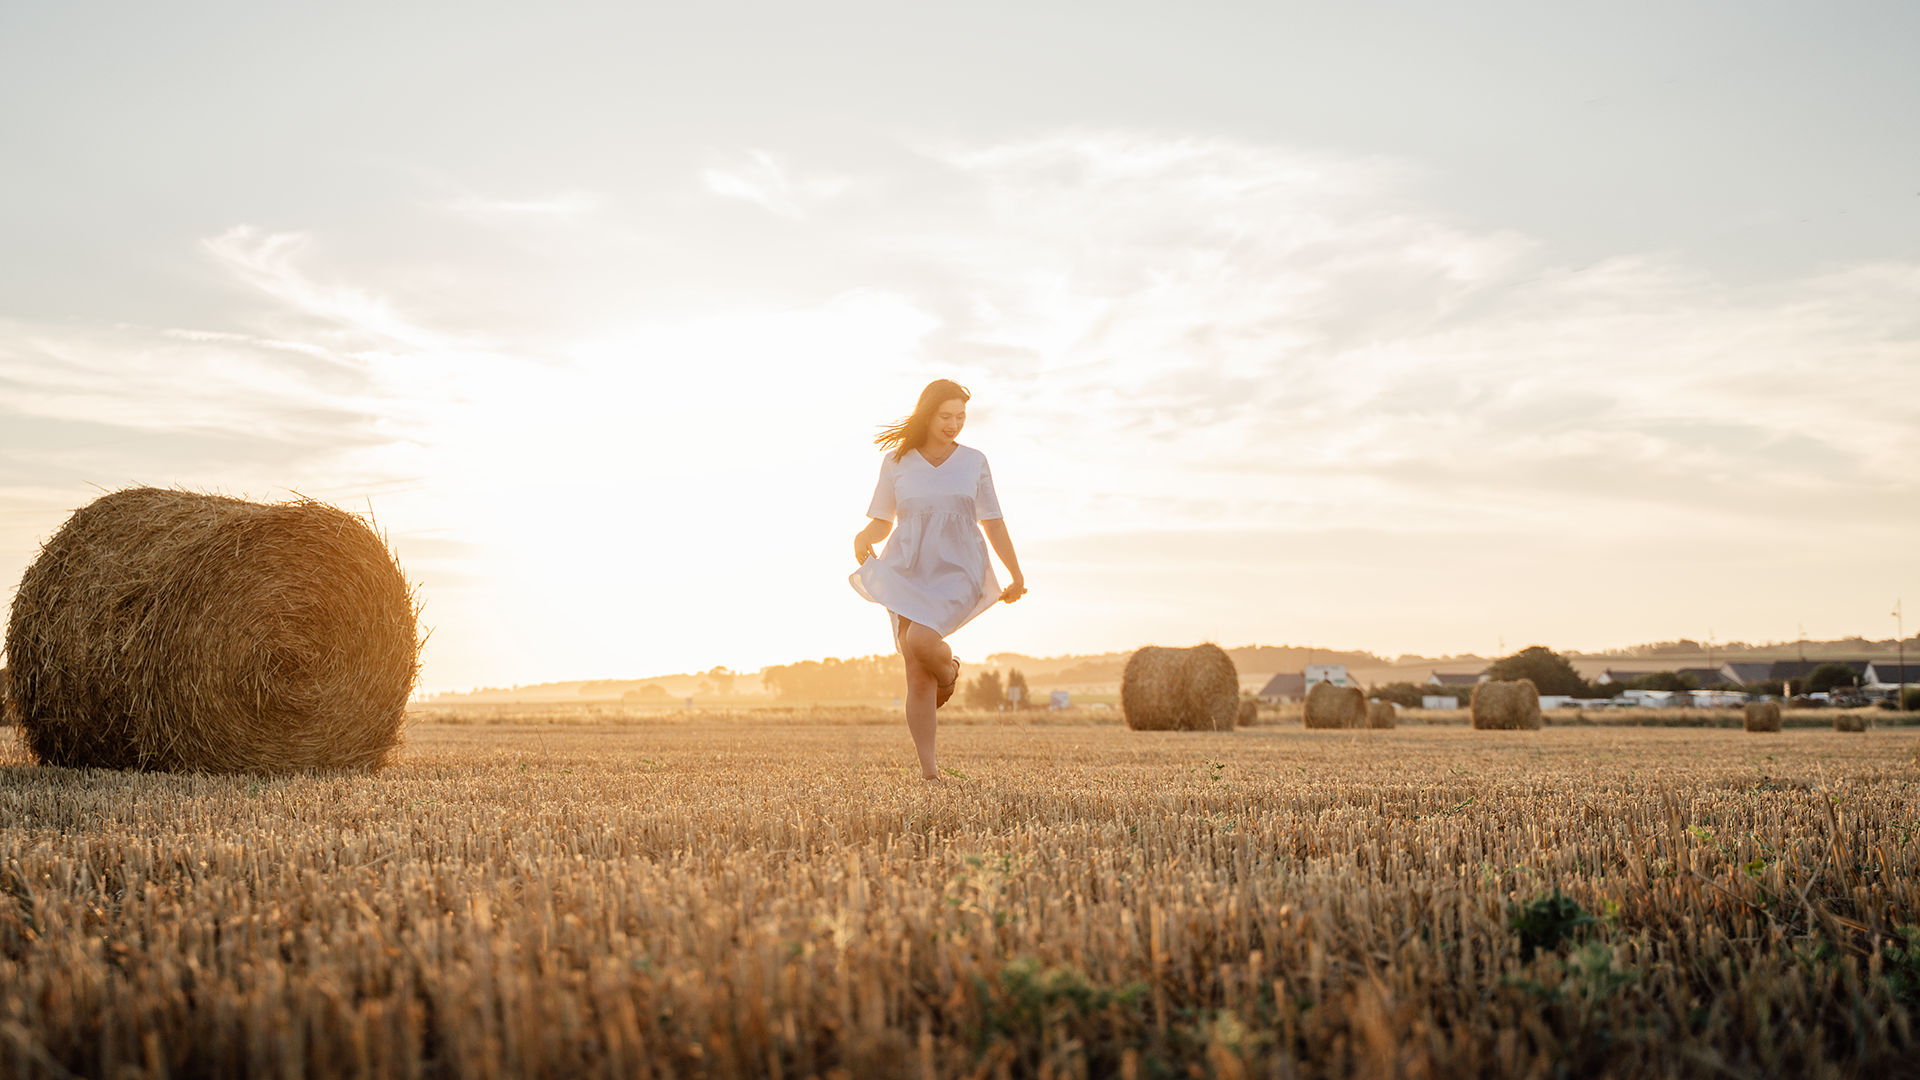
1471,679,1542,730
1120,644,1239,731
3,487,420,772
1366,699,1397,729
1303,681,1366,729
1834,713,1868,733
1744,701,1783,732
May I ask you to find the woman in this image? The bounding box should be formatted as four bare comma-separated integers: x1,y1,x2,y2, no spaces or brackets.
850,379,1026,780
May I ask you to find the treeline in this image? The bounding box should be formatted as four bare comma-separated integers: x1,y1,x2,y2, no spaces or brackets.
760,654,907,701
1368,646,1883,708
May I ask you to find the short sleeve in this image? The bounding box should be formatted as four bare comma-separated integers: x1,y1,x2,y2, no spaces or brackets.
865,456,897,521
974,454,1003,521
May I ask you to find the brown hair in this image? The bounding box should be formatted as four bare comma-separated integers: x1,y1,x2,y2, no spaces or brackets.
875,379,970,462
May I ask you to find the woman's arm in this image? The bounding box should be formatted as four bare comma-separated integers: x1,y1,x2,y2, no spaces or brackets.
980,519,1026,603
854,518,892,565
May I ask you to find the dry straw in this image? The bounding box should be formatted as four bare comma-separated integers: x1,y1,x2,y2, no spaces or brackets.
1121,644,1239,731
3,487,420,772
1237,695,1259,727
1834,713,1868,733
1303,681,1366,729
1366,699,1398,729
1743,701,1782,732
1470,679,1542,730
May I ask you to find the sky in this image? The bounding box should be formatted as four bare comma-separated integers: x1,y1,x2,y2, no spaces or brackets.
2,0,1917,692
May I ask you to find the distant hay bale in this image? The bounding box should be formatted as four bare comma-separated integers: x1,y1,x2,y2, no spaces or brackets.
1743,701,1782,732
1834,713,1868,733
1237,695,1259,727
1303,682,1366,729
1121,645,1239,732
1367,699,1398,729
3,488,420,773
1471,679,1542,731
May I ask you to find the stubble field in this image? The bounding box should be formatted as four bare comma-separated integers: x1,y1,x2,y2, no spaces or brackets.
3,712,1919,1079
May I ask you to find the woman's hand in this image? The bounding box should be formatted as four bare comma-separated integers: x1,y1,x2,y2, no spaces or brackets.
1000,577,1027,603
854,518,891,566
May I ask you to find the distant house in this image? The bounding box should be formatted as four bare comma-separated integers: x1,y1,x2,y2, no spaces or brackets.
1596,669,1655,685
1719,662,1773,687
1427,670,1486,686
1767,660,1870,685
1865,662,1920,690
1304,664,1350,688
1674,667,1726,687
1259,672,1306,703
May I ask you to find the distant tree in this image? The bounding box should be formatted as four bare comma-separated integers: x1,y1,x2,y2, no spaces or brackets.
1751,679,1785,698
1006,669,1031,708
1370,682,1425,709
1903,687,1920,711
706,666,737,696
1485,646,1587,696
965,670,1006,710
1806,663,1859,695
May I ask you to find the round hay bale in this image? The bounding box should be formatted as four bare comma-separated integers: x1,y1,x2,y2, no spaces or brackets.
4,488,420,772
1303,681,1366,729
1236,695,1260,727
1366,699,1398,729
1834,713,1868,733
1471,679,1541,730
1121,645,1239,732
1743,701,1782,732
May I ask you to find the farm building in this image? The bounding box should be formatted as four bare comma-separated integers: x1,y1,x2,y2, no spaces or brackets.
1305,664,1351,688
1768,660,1871,687
1719,662,1774,686
1865,662,1920,692
1426,670,1486,686
1258,672,1306,703
1596,669,1655,685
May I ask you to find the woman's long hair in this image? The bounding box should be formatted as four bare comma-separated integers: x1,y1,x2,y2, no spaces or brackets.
875,379,970,462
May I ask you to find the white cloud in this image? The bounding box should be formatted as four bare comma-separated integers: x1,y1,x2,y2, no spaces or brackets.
701,150,865,220
6,130,1918,680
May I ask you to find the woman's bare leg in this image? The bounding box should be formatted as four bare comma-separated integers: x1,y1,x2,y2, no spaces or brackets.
899,619,955,780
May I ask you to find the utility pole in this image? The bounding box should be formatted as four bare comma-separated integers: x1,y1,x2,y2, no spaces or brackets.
1896,600,1906,711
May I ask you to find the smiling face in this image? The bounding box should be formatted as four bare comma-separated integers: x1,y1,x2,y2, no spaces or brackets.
926,398,967,449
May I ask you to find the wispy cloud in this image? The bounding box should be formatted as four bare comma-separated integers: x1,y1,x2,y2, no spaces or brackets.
701,150,865,220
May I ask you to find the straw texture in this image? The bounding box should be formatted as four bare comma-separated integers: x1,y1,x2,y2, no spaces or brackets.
3,488,420,772
1366,699,1398,729
1303,682,1366,729
1470,679,1542,730
1743,701,1782,733
1121,645,1239,732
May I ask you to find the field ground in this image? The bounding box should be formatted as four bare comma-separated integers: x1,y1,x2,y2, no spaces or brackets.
4,715,1920,1078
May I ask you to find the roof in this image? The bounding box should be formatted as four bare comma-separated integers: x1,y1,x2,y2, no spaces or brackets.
1259,672,1306,696
1767,659,1871,680
1866,662,1920,684
1674,668,1726,686
1428,670,1484,685
1720,662,1773,685
1597,669,1655,684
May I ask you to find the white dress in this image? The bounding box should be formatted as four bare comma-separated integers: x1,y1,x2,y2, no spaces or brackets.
849,445,1003,643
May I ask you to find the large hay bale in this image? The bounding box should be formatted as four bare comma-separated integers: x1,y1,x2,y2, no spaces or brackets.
1366,699,1398,729
1121,645,1239,731
4,488,420,772
1743,701,1782,732
1303,681,1366,729
1834,713,1868,733
1471,679,1542,730
1237,695,1259,727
